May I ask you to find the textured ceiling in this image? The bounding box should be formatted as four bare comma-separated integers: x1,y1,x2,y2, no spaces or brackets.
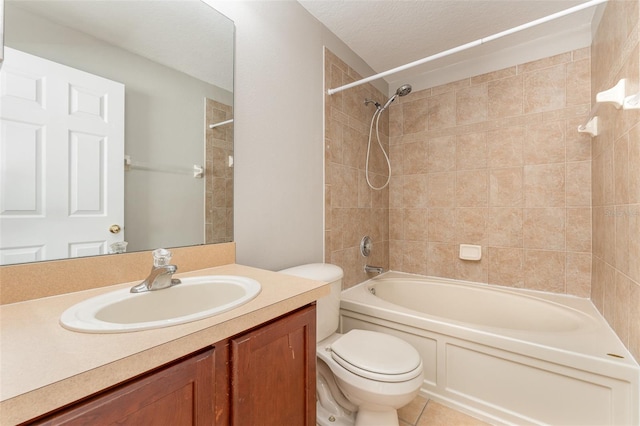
299,0,603,93
10,0,602,95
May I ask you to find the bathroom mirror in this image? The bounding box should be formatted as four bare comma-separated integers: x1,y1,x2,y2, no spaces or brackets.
0,0,234,265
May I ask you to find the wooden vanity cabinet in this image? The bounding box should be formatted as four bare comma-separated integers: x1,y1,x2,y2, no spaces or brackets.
230,303,316,425
31,348,218,425
26,304,316,426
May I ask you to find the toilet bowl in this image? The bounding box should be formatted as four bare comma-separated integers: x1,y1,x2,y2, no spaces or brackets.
279,264,423,426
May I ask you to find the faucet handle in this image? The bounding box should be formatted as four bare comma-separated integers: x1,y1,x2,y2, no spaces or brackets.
152,248,172,267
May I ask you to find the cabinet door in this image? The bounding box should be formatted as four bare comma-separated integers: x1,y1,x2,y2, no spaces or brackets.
32,348,216,426
231,304,316,426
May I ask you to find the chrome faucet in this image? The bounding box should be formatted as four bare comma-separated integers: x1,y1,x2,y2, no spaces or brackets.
364,264,384,274
130,249,181,293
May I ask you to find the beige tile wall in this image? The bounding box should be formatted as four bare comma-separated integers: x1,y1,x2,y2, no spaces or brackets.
388,49,593,297
205,99,234,244
325,49,390,288
590,0,640,362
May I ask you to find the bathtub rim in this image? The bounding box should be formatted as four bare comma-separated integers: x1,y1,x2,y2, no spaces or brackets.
340,271,639,371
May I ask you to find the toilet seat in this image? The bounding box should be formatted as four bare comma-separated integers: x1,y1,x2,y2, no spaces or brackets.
330,330,422,383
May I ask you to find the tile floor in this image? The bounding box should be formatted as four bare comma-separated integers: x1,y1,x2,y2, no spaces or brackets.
398,395,492,426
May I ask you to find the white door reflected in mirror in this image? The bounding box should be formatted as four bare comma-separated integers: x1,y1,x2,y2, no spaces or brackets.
0,47,125,265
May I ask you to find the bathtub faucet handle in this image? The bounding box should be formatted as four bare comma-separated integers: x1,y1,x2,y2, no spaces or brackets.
364,264,384,274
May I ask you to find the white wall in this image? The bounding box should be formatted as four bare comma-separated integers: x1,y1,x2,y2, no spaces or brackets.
209,1,384,270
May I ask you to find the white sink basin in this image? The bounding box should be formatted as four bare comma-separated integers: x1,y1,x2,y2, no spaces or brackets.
60,275,261,333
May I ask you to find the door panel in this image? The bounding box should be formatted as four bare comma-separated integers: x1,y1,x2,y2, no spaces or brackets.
32,348,216,425
231,305,317,426
0,47,125,264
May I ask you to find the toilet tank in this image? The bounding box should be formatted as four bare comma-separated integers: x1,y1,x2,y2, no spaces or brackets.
278,263,344,342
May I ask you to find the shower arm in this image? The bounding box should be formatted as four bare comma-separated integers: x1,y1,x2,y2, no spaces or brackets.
327,0,608,96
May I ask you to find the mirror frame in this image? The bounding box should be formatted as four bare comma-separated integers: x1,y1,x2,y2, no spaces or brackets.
1,0,4,65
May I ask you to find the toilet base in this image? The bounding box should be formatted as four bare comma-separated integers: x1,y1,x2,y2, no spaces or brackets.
317,400,355,426
355,408,399,426
316,402,400,426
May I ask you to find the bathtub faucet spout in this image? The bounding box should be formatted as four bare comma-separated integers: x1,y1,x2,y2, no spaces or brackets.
364,264,384,274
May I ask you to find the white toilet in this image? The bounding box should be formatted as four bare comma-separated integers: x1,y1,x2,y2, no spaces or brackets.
279,263,423,426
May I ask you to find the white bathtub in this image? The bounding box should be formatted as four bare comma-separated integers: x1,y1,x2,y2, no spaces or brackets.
339,272,640,426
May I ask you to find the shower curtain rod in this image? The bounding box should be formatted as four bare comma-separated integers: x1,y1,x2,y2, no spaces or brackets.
209,118,234,129
327,0,608,95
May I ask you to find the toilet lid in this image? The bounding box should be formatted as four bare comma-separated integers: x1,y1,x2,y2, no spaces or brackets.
330,330,422,383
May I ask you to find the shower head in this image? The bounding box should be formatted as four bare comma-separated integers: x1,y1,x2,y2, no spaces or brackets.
396,84,412,97
381,84,412,110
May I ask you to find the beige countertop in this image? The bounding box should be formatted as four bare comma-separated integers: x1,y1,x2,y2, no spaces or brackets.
0,263,329,425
